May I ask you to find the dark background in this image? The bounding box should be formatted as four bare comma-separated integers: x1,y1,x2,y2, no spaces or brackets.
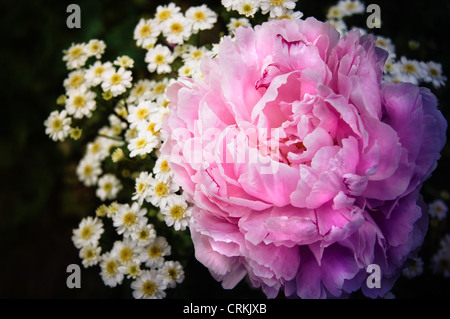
0,0,449,299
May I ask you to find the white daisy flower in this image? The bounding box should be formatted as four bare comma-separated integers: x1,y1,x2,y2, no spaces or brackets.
423,61,447,89
221,0,238,11
85,138,110,161
101,67,133,97
162,14,193,45
337,0,365,16
429,199,448,221
127,100,159,128
160,194,192,231
128,132,159,158
131,269,167,299
394,56,427,85
185,5,217,33
63,42,88,70
65,86,96,119
145,44,175,74
130,222,157,247
327,5,345,20
127,79,153,104
114,55,134,69
260,0,297,18
85,61,113,87
63,69,87,91
132,171,153,205
76,156,102,187
111,239,140,265
134,18,160,49
84,39,106,59
149,78,172,99
155,3,181,24
140,236,171,268
160,260,185,288
182,46,210,64
100,252,125,287
79,244,102,268
235,0,260,18
96,174,122,201
227,17,251,33
146,176,179,207
44,110,72,142
137,113,163,140
72,216,104,249
120,261,142,280
113,202,148,237
153,156,173,183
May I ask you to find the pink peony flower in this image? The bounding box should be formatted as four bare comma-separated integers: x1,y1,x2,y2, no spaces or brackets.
161,17,447,298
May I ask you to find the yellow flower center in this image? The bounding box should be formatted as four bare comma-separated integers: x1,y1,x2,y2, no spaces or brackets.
70,46,83,58
51,118,63,131
154,84,166,95
136,138,147,149
142,281,157,296
137,182,146,193
123,212,137,227
168,268,178,279
103,182,113,193
158,10,171,21
83,165,93,177
138,229,150,240
91,142,101,154
147,123,159,135
69,74,84,88
140,24,151,37
160,160,171,173
106,260,118,275
119,247,133,263
84,248,95,259
73,95,86,108
148,245,161,258
110,73,122,85
154,182,168,197
403,64,416,74
194,11,206,22
154,54,165,65
170,205,185,220
170,22,183,34
430,68,440,77
134,85,146,96
94,66,105,77
242,4,253,14
137,108,149,120
80,226,93,240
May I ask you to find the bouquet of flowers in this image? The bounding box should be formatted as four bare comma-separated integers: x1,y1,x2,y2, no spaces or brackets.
45,0,448,299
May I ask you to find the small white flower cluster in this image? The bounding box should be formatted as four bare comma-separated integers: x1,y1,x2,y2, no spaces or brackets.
432,234,450,278
133,3,217,80
325,1,447,89
72,203,185,299
222,0,303,19
45,1,222,299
